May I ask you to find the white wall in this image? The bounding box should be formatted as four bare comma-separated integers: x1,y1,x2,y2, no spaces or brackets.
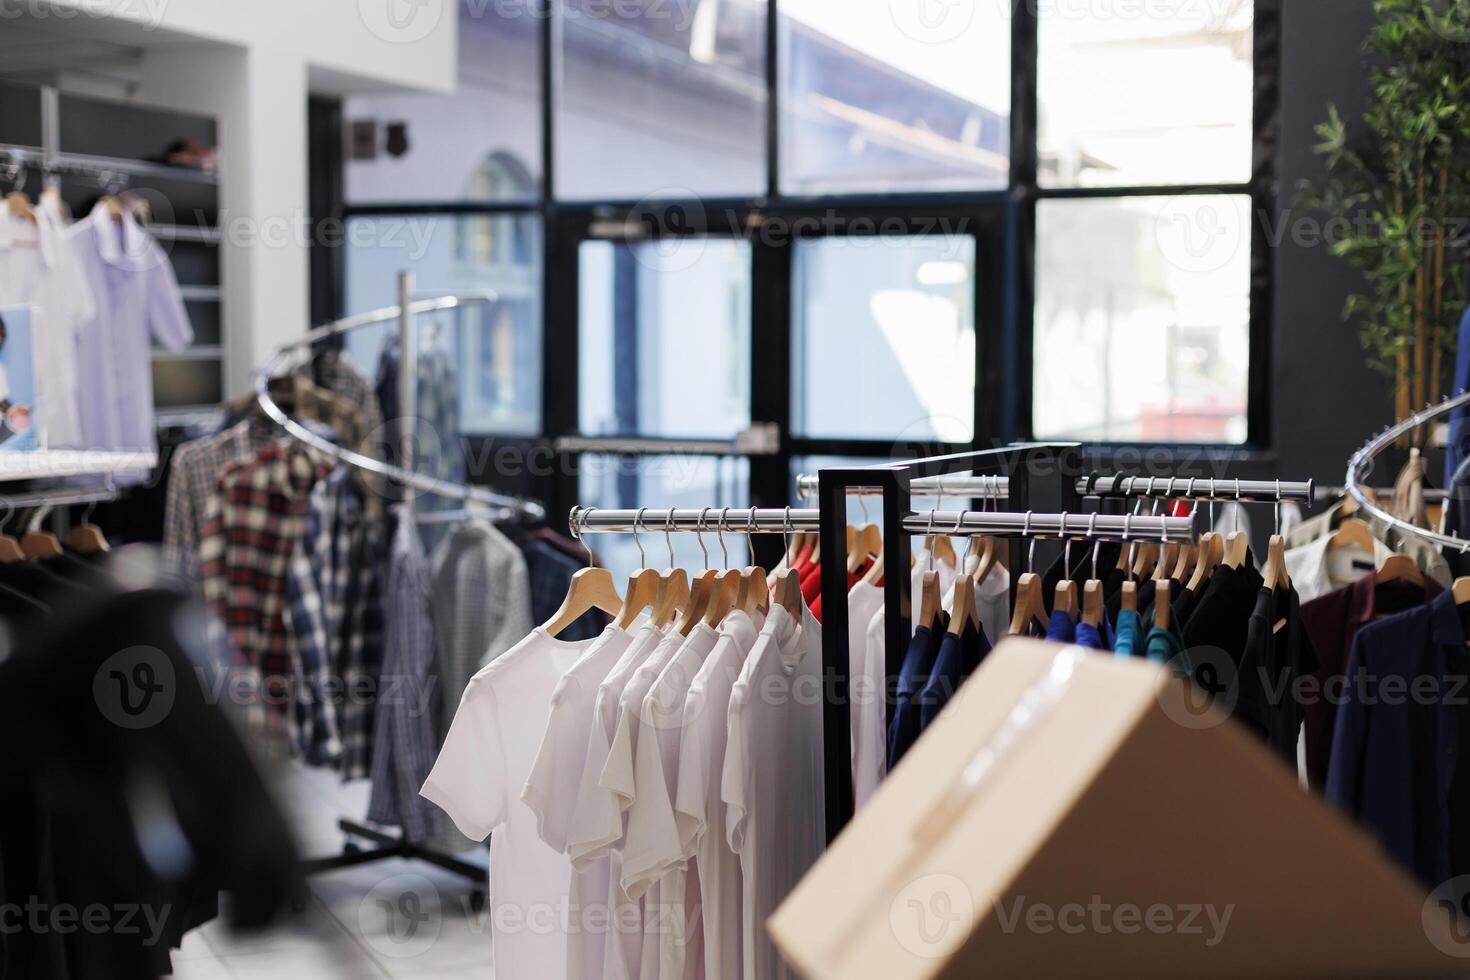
41,0,459,396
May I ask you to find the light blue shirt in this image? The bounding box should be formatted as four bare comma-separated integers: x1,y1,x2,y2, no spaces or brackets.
68,203,193,480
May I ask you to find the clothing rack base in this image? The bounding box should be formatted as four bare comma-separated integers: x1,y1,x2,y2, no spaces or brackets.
303,819,487,910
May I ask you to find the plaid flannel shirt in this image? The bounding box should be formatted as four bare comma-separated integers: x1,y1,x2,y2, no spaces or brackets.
199,441,332,745
366,507,440,839
162,420,276,579
286,466,384,776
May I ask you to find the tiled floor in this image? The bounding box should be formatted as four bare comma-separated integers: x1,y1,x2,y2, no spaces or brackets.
169,765,493,979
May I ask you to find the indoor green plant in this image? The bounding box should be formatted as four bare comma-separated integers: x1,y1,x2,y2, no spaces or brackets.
1297,0,1470,439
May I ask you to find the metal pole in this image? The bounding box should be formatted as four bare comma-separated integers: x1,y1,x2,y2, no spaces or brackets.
398,270,417,508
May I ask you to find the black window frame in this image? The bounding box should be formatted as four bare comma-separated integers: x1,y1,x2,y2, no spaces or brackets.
329,0,1281,532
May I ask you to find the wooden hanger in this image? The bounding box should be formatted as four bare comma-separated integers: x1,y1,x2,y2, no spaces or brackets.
21,529,62,559
848,522,882,575
1453,577,1470,606
1262,535,1290,592
1376,552,1425,588
1120,578,1138,612
1154,579,1172,630
6,191,35,223
925,534,958,569
1131,542,1159,579
678,568,720,635
616,568,661,630
64,522,109,555
1082,580,1104,627
0,527,22,563
737,565,769,617
1054,578,1078,619
1187,532,1220,594
544,566,622,636
1007,572,1047,636
917,570,942,633
1327,517,1377,553
1170,541,1196,582
948,572,976,636
786,530,807,565
772,566,805,621
652,567,689,629
1152,543,1177,581
1223,531,1249,569
972,536,999,587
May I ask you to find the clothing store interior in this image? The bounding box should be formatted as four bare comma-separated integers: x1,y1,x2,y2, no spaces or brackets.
14,0,1470,977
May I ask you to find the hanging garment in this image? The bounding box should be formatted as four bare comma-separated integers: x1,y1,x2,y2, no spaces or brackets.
1235,586,1318,767
887,624,944,769
722,602,825,980
162,419,277,577
1074,619,1109,651
975,566,1011,646
675,610,762,980
621,624,722,980
845,580,887,808
563,623,668,980
1181,559,1264,671
375,329,461,519
366,508,442,841
198,441,333,743
1326,588,1470,886
1285,529,1393,603
0,211,95,449
422,628,597,980
1113,608,1144,657
68,202,192,471
524,622,649,980
1144,623,1187,667
1044,609,1077,643
426,517,533,854
1300,572,1442,790
1288,501,1452,589
285,467,383,775
917,623,990,730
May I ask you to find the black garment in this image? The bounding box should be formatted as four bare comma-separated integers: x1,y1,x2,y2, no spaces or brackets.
1235,586,1319,767
1137,577,1179,627
1171,583,1202,631
0,588,300,979
1181,559,1264,667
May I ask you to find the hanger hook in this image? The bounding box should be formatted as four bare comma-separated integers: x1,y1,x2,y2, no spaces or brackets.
747,508,758,565
1123,511,1136,583
574,507,597,565
718,507,731,568
958,509,973,561
926,508,938,572
1061,511,1072,572
696,507,710,568
781,505,791,563
1275,479,1283,535
858,490,869,525
633,507,648,568
1089,511,1101,580
1024,511,1036,573
663,514,675,567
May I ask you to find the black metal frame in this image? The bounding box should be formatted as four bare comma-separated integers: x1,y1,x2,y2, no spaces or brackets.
321,0,1283,528
815,443,1082,841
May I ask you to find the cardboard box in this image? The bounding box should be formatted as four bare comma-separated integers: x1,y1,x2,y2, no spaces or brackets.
769,640,1465,979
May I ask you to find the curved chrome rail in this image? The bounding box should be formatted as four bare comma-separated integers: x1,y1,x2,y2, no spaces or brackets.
1345,391,1470,554
254,291,547,522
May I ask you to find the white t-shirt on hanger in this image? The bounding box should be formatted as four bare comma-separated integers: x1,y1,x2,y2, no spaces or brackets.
723,603,825,980
675,610,763,980
523,621,654,979
419,627,595,980
567,624,670,980
623,622,721,980
845,581,886,809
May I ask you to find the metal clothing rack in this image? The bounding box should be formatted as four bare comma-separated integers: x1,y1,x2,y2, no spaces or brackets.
260,272,547,896
795,472,1315,504
1348,391,1470,553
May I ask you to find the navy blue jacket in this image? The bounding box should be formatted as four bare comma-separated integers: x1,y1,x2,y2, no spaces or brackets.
1326,587,1470,885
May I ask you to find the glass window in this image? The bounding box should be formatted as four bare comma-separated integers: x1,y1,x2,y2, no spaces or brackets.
555,0,768,200
344,214,543,436
578,238,752,438
779,0,1010,195
1032,195,1251,444
791,234,976,443
1037,1,1253,188
578,454,750,581
345,2,541,203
